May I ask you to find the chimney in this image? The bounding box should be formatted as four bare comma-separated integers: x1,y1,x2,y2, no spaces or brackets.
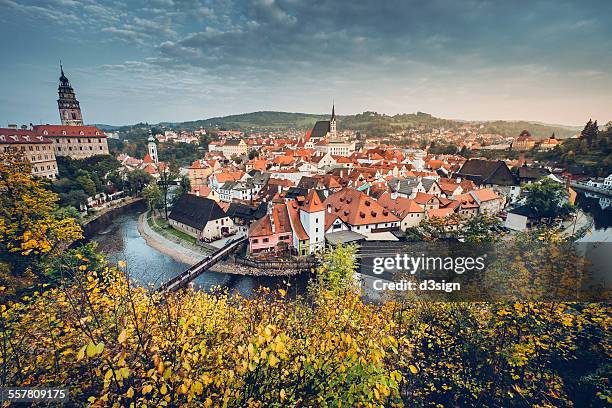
195,189,200,197
8,124,17,129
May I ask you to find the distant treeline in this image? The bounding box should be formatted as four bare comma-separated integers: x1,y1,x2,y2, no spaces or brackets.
96,111,580,139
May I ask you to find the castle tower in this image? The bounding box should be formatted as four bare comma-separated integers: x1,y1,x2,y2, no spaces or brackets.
329,103,337,136
299,190,326,254
57,65,84,126
147,131,158,164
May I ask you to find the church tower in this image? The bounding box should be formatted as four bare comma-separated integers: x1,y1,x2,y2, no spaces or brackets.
147,130,159,164
57,65,84,126
329,103,337,136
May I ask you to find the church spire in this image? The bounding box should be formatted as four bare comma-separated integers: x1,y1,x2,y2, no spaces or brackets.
329,102,337,136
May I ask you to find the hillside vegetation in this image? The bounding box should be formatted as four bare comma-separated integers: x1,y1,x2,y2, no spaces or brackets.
98,111,580,139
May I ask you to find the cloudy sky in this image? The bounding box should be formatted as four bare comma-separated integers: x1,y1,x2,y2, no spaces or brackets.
0,0,611,126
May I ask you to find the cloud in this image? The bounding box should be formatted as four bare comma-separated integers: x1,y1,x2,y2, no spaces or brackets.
1,0,611,125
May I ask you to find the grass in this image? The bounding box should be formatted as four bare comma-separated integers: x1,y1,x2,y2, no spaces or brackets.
148,214,199,246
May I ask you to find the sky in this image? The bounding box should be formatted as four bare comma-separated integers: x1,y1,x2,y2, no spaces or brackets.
0,0,611,127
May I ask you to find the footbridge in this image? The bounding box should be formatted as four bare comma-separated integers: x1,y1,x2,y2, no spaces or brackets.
156,236,248,293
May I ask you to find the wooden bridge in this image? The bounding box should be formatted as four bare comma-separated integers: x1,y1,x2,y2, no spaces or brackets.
156,236,248,293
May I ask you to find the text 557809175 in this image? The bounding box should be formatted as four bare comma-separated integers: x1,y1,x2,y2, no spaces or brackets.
1,388,69,402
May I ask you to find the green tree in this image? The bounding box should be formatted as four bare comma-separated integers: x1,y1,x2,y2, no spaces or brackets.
158,161,180,220
125,169,152,196
142,183,162,213
523,178,574,221
76,175,96,196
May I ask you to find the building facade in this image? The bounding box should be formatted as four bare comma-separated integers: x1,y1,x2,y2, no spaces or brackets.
0,128,58,179
33,125,109,159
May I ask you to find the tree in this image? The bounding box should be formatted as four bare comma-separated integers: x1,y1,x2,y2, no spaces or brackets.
158,161,180,220
126,169,152,196
579,119,599,147
0,151,83,276
76,175,96,196
523,178,574,221
142,183,162,213
0,243,608,406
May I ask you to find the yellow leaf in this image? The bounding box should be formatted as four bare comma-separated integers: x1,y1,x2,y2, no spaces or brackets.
126,387,134,398
278,288,286,297
409,365,418,374
77,345,86,361
118,260,127,268
95,342,105,355
118,330,127,344
269,353,279,367
280,389,286,401
86,341,96,358
160,384,168,395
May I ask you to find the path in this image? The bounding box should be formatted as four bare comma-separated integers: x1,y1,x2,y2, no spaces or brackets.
138,212,205,265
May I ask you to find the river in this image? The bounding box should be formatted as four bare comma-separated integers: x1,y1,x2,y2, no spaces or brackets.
90,207,308,297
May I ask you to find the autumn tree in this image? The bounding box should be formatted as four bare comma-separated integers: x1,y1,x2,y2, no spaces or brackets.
0,151,83,278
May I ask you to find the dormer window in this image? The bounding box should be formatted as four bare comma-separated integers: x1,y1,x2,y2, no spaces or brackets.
79,131,84,135
43,130,48,135
62,130,67,135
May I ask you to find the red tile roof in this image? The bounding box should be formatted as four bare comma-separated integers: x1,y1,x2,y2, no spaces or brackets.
0,128,52,144
302,189,324,213
377,192,425,218
323,188,399,226
32,125,107,138
287,200,309,240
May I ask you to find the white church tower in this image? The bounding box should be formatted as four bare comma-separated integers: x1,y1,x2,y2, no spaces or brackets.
147,130,158,164
299,190,326,254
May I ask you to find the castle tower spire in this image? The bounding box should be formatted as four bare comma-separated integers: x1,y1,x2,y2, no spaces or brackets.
57,65,84,126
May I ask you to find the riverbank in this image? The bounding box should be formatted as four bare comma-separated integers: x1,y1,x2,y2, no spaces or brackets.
137,212,204,265
137,211,303,277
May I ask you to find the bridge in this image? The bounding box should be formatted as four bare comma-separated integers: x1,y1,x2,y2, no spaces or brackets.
156,235,248,293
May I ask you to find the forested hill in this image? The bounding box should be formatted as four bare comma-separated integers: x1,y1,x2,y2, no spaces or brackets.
96,111,581,139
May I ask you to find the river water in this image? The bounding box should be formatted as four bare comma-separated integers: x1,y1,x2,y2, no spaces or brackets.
90,208,308,297
89,193,610,297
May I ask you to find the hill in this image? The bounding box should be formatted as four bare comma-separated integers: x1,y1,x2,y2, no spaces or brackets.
107,111,581,139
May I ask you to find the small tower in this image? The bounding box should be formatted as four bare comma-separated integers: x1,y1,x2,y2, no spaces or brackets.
329,103,337,136
147,130,158,164
299,190,326,254
57,64,84,126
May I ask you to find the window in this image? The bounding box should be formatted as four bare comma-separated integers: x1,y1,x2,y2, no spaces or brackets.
253,239,258,243
263,238,269,243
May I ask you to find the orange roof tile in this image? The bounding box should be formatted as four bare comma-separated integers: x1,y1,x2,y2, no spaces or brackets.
302,189,324,213
323,188,399,226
